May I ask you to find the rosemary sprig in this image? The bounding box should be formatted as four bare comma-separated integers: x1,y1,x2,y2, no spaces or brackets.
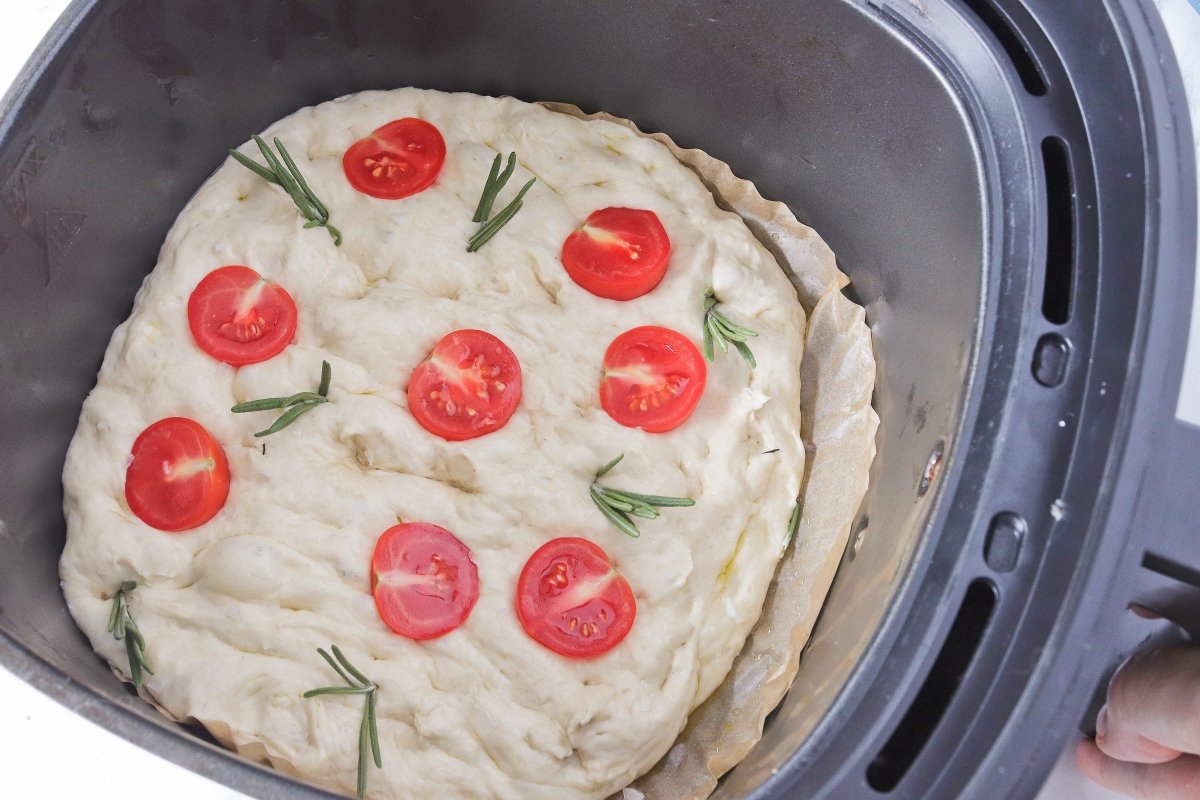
467,152,536,252
107,581,152,689
232,360,331,437
702,288,759,368
230,135,342,246
303,645,380,800
590,454,695,538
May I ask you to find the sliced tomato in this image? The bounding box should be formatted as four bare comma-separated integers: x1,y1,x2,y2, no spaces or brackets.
125,417,230,532
516,537,635,659
187,266,298,366
600,326,706,433
371,522,480,640
407,329,523,441
343,118,446,200
560,207,671,300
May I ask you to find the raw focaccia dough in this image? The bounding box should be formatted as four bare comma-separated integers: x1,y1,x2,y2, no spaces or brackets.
60,89,809,800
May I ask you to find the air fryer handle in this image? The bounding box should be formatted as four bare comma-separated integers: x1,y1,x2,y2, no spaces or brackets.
1080,420,1200,735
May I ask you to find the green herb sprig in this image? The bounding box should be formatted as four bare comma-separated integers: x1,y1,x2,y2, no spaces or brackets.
467,152,535,252
230,135,342,246
107,581,153,689
702,288,759,368
232,360,331,437
589,454,695,538
303,646,380,800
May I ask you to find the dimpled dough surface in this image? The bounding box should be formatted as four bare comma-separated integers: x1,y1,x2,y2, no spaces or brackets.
59,89,806,800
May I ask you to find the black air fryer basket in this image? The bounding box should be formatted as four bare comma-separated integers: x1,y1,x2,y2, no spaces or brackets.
0,1,1196,798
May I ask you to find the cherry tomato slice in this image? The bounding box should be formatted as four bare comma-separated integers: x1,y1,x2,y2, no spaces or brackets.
516,537,635,659
187,266,298,366
600,326,706,433
371,522,480,640
343,118,446,200
561,207,671,300
407,329,523,441
125,417,230,532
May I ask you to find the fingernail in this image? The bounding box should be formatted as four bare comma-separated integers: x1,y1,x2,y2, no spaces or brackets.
1096,704,1109,739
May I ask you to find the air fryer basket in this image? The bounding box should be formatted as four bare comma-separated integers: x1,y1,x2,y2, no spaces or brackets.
0,1,1194,799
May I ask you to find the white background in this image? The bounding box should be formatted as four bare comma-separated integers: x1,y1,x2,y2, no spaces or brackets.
1,2,1197,799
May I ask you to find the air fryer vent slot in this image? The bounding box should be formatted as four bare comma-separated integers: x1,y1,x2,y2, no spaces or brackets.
865,580,997,793
1041,137,1076,324
959,0,1048,96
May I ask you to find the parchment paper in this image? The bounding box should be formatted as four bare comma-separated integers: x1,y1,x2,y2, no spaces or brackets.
540,104,879,800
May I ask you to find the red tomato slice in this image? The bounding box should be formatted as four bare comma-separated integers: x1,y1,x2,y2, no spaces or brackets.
600,326,706,433
407,329,523,441
371,522,480,640
187,266,298,366
343,118,446,200
125,417,230,532
561,207,671,300
516,537,635,659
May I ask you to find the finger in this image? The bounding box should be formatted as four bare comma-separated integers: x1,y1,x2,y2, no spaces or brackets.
1096,704,1182,764
1077,739,1200,800
1100,646,1200,761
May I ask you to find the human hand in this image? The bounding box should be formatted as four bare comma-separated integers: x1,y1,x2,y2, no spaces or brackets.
1076,645,1200,799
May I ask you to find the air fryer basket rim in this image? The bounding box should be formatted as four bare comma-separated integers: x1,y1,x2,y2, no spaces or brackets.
0,1,1193,799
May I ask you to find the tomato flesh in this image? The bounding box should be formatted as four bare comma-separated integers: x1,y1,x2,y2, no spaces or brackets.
125,417,230,532
371,522,480,640
600,326,706,433
561,207,671,300
407,329,523,441
187,266,298,366
516,537,635,659
343,118,446,200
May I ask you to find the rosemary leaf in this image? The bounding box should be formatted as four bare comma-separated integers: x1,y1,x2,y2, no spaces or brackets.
709,316,730,354
317,647,356,687
106,593,121,631
228,149,280,185
602,488,696,508
254,136,313,215
473,154,503,223
702,288,758,368
595,454,624,478
126,638,143,687
332,644,372,687
230,390,324,413
230,135,342,246
784,499,803,550
357,709,370,800
472,152,517,223
303,686,370,697
598,493,637,513
367,690,382,768
733,339,758,369
275,136,330,219
318,360,332,398
231,397,290,413
254,402,316,438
